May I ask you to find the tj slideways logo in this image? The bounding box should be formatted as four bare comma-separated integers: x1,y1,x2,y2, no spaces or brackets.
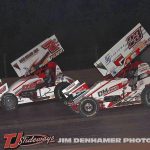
3,132,55,149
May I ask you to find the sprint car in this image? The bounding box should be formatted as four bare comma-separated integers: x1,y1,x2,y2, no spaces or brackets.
0,35,73,111
58,23,150,117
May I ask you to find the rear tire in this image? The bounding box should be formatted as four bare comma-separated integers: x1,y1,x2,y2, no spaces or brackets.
141,87,150,106
79,97,99,117
54,82,70,101
1,93,18,111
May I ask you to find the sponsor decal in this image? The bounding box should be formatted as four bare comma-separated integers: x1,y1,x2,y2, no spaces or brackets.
13,63,21,70
22,79,43,91
19,49,39,64
126,27,143,49
105,54,112,65
114,54,125,67
98,88,109,97
0,83,8,95
98,83,122,97
0,85,7,94
72,83,89,94
4,132,55,149
42,38,60,53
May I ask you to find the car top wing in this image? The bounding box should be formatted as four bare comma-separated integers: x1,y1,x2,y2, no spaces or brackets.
94,23,150,77
11,35,64,77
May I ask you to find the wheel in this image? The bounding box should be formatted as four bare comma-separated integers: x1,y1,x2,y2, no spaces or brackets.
141,87,150,106
79,97,99,117
54,82,70,101
1,93,18,111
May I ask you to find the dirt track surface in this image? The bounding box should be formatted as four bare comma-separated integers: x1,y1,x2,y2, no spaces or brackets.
0,100,150,150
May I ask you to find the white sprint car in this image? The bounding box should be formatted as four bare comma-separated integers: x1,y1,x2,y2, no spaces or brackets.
59,23,150,117
0,35,73,111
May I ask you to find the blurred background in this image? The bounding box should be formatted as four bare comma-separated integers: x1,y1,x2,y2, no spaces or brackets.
0,0,150,77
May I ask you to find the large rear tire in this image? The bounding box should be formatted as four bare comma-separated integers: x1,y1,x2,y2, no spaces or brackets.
79,97,99,118
1,93,18,111
54,82,70,101
141,87,150,107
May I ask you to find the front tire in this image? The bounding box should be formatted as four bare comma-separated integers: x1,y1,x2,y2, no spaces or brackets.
54,82,70,101
141,87,150,106
1,93,18,111
79,97,99,118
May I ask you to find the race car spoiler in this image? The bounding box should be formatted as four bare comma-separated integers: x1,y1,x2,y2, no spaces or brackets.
94,23,150,77
11,35,64,77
